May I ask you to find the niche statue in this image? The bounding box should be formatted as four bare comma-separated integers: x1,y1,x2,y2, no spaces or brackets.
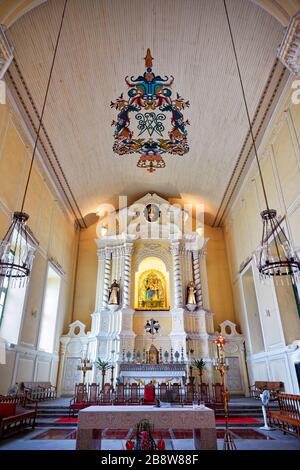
108,279,120,305
186,281,197,311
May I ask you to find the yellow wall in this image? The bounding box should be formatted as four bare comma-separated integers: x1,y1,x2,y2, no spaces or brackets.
0,98,79,391
72,221,97,330
224,79,300,343
205,224,236,327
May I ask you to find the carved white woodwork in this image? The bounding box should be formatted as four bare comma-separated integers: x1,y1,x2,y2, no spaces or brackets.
122,243,133,308
0,24,13,80
192,250,203,307
171,241,183,308
57,320,90,396
278,12,300,75
102,249,112,308
226,356,243,393
210,320,249,396
58,194,248,390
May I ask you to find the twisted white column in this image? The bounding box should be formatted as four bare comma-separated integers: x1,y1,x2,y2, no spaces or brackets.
192,250,203,307
122,243,133,308
102,249,112,308
95,247,105,311
171,241,183,308
199,239,210,310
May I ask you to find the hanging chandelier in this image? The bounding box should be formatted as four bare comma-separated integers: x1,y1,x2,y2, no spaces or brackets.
111,49,190,172
0,213,34,286
0,0,68,286
223,0,300,283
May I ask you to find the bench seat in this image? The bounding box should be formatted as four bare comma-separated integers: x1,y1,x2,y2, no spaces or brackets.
0,404,37,439
22,381,57,401
249,381,284,400
267,393,300,438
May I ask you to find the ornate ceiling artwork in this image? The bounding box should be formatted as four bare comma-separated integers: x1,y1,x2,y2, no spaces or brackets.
111,49,190,172
4,0,286,224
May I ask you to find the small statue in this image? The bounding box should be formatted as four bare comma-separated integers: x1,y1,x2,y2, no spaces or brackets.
187,281,196,305
108,279,120,305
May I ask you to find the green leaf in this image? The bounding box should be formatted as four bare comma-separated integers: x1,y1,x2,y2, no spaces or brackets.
192,358,206,370
95,357,112,371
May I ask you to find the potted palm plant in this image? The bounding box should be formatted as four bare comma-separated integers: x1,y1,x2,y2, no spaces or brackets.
96,358,112,391
193,358,206,388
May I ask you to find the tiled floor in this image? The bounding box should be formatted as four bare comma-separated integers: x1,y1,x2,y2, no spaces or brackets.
0,397,298,451
1,427,300,450
30,427,275,441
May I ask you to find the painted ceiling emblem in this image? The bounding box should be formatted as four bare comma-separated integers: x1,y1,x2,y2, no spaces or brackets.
111,49,190,172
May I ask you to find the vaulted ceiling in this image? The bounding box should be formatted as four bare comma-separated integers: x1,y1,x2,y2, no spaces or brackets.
4,0,288,225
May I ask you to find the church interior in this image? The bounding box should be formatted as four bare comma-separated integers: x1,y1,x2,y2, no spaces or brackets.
0,0,300,453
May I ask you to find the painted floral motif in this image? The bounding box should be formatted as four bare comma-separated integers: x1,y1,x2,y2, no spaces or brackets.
111,49,190,172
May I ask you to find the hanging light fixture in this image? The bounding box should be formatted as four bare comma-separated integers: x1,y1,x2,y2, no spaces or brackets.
0,0,68,287
223,0,300,284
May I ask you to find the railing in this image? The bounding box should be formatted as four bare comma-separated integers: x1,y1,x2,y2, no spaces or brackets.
119,363,187,372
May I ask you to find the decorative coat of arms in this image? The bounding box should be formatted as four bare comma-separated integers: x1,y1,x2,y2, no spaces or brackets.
111,49,190,172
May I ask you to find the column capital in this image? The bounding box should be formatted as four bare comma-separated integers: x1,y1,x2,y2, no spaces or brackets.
277,11,300,75
124,242,134,256
97,247,106,259
105,247,113,258
199,238,209,258
170,240,181,254
111,246,123,258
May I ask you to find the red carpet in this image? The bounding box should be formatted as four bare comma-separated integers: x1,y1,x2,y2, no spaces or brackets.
216,418,259,423
55,418,78,423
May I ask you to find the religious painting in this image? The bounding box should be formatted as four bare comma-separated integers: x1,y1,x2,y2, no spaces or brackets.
143,204,160,223
137,269,168,310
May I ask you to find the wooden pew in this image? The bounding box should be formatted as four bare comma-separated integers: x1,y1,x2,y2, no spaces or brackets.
0,395,37,439
22,381,57,400
267,393,300,437
249,381,284,400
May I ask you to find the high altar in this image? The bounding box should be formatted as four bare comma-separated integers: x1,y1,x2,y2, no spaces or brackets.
58,193,248,393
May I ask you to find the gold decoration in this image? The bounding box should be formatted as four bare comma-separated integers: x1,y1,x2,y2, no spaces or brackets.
148,344,159,364
137,269,167,310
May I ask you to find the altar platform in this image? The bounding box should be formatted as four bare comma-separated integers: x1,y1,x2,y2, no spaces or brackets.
76,405,217,450
119,363,187,380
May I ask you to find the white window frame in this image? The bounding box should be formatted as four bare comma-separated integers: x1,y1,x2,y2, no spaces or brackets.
0,231,35,346
37,261,62,354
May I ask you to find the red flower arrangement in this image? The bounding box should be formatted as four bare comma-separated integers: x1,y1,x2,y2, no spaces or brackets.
125,419,166,451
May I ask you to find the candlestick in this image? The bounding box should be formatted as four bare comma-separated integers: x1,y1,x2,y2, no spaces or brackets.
77,356,93,384
213,334,236,450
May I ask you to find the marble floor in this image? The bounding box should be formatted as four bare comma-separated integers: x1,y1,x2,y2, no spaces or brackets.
0,427,300,450
1,397,299,451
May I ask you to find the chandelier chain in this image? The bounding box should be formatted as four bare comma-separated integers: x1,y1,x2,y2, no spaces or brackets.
223,0,270,213
20,0,68,212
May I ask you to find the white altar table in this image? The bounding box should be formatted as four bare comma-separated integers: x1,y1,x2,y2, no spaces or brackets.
76,405,217,450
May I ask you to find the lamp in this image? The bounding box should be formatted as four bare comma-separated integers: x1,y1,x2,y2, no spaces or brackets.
0,0,68,286
223,0,300,283
0,213,35,287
